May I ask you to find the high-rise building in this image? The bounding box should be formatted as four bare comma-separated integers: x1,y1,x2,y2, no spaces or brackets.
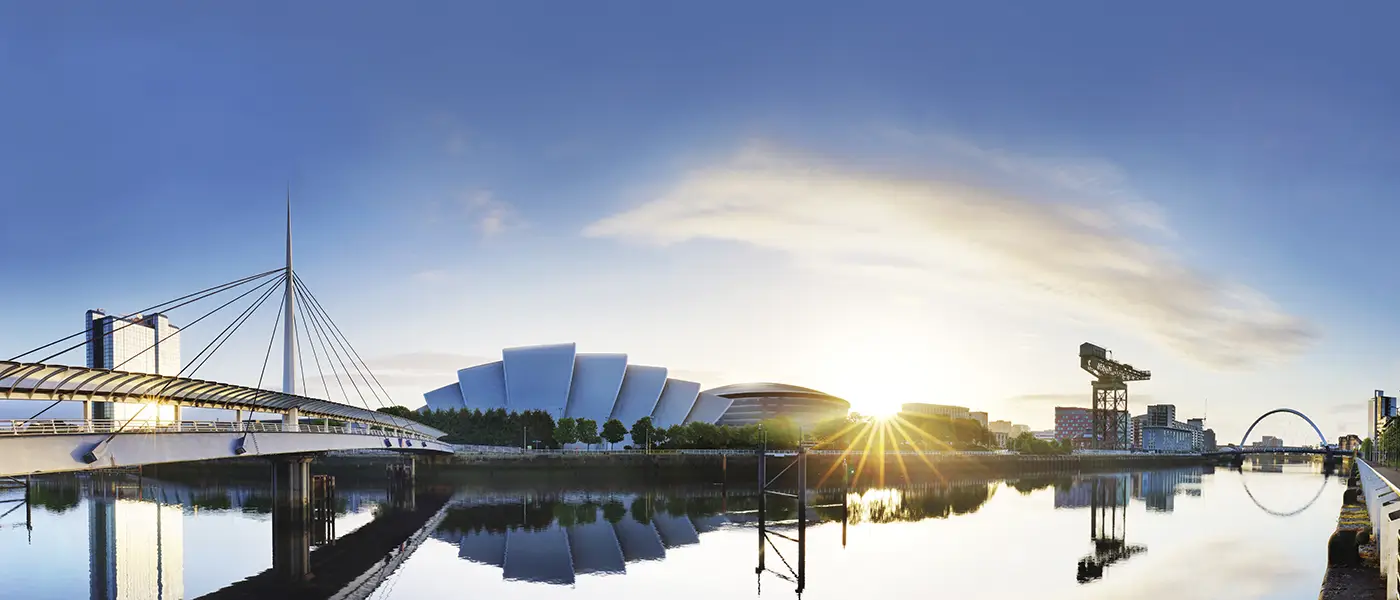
85,310,181,422
1203,429,1217,452
1145,404,1176,428
1257,436,1283,448
86,310,181,375
1055,407,1092,447
1185,418,1205,452
1371,391,1397,459
1142,426,1193,453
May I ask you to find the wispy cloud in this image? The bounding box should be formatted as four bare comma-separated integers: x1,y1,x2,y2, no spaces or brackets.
585,142,1315,368
460,189,519,237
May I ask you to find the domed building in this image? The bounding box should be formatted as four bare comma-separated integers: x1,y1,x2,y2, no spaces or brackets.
703,382,850,427
422,344,734,444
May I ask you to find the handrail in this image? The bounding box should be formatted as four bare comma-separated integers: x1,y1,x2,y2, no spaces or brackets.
0,418,438,442
1356,460,1400,599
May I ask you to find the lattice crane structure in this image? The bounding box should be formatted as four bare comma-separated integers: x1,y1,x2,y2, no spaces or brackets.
1079,343,1151,451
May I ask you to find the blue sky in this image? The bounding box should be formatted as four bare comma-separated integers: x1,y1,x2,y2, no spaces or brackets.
3,2,1399,442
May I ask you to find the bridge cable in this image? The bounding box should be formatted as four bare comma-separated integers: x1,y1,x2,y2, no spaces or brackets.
5,267,284,363
294,283,397,436
293,292,335,404
102,273,286,439
291,276,401,436
21,273,287,422
295,287,350,406
293,275,390,410
252,285,288,422
293,273,396,409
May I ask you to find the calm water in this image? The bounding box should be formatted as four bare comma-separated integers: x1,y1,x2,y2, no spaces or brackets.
0,460,1343,599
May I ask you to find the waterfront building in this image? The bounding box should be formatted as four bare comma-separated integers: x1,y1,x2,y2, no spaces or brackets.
1257,435,1283,448
1130,415,1147,449
1141,426,1194,453
1339,434,1362,451
1203,429,1217,452
84,310,182,423
86,310,181,376
707,383,849,427
1145,404,1176,428
1010,424,1031,436
1032,430,1057,441
1185,418,1205,452
424,343,738,446
1371,390,1397,458
901,403,971,421
1054,407,1092,447
969,411,988,428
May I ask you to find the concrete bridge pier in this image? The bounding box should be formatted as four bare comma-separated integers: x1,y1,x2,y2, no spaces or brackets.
271,454,314,582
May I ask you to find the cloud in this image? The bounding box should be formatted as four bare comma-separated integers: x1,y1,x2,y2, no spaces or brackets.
460,190,519,237
584,143,1315,368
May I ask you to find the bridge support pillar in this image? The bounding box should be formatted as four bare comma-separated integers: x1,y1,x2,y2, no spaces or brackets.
271,455,313,582
235,409,244,430
82,401,92,431
283,408,299,432
171,405,181,428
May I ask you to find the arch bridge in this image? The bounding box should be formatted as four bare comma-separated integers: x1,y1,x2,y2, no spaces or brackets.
1205,408,1341,461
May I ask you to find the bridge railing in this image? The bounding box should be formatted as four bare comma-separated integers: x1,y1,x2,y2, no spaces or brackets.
1357,460,1400,599
0,419,439,442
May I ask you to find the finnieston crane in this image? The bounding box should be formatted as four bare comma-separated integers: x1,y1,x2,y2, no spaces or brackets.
1079,343,1151,451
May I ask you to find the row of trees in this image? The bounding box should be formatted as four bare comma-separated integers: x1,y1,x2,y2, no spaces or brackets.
382,406,1003,452
1006,432,1073,455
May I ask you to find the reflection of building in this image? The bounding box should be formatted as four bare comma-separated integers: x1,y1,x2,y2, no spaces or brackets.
85,310,182,423
901,403,971,421
1055,474,1129,509
1131,468,1202,512
1055,407,1092,446
710,383,850,427
423,344,737,445
88,493,184,600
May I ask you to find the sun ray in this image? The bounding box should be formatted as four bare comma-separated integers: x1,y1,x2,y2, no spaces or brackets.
817,421,875,487
885,421,912,486
886,418,948,485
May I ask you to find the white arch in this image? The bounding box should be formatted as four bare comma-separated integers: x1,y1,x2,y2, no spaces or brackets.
1238,408,1328,449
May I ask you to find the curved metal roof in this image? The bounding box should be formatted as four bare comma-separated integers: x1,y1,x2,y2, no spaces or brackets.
0,361,445,438
702,382,845,402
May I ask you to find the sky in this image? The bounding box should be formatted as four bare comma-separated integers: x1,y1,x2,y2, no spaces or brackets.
3,2,1400,444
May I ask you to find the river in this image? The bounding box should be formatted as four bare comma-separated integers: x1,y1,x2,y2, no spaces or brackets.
0,460,1343,599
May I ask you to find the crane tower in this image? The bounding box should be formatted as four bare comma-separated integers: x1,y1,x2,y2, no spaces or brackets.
1079,343,1151,451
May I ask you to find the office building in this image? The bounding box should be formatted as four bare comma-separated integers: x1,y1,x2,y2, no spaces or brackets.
969,411,988,428
1203,429,1217,452
1032,430,1057,441
1372,391,1397,458
901,403,971,421
1010,424,1031,436
1145,404,1176,428
85,310,182,423
1339,434,1362,452
1257,435,1283,448
1142,426,1194,453
86,310,181,376
1055,407,1092,447
1185,418,1205,452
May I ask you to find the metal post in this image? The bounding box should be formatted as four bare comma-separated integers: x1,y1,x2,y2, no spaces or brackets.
797,447,807,593
756,447,766,574
842,457,849,548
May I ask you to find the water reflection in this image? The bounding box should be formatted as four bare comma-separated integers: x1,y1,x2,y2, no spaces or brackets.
0,463,1343,600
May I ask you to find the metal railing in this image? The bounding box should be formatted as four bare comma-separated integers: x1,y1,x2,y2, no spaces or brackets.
0,418,438,442
1357,460,1400,599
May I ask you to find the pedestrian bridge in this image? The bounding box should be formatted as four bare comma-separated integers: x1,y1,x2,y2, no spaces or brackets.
0,360,451,477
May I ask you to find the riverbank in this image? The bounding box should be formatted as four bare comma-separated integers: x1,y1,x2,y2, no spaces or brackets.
1319,462,1383,600
418,450,1210,486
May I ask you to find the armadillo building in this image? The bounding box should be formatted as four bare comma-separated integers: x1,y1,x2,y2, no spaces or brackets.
423,344,735,442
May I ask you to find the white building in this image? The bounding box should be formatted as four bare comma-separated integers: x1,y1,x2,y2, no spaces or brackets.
901,403,971,421
85,310,181,423
1142,426,1194,453
969,411,988,428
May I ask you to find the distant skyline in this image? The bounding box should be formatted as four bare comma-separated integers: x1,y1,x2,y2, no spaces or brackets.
4,2,1400,442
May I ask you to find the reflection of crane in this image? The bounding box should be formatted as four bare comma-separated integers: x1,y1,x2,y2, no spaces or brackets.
1076,477,1146,583
1079,343,1151,451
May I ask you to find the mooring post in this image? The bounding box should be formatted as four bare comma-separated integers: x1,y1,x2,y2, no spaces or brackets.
797,446,807,593
756,447,766,574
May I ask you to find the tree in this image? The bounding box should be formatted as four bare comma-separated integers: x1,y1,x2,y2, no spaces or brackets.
576,418,601,448
602,419,627,449
1362,437,1374,459
377,406,417,420
554,417,579,446
631,417,658,450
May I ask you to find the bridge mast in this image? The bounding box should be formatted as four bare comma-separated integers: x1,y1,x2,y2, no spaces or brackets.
282,193,299,428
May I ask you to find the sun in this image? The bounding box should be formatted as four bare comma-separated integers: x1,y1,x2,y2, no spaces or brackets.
859,401,902,420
